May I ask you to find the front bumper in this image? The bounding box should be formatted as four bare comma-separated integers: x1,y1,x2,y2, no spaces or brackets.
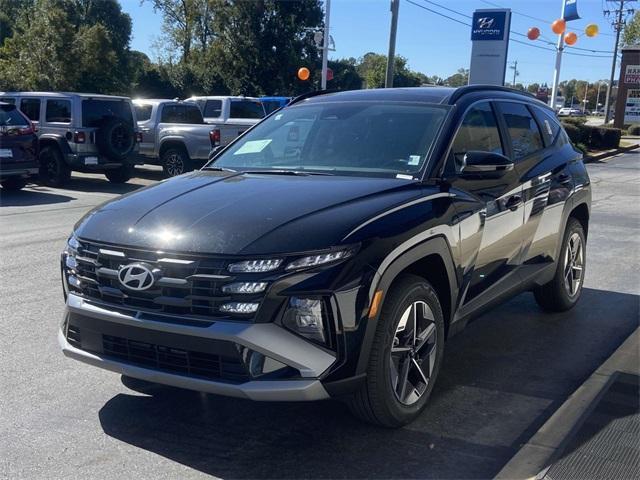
59,293,334,401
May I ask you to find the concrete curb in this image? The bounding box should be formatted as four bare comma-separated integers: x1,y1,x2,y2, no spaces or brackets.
584,143,640,163
494,327,639,480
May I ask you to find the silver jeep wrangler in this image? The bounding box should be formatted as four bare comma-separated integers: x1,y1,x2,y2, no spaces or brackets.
0,92,140,186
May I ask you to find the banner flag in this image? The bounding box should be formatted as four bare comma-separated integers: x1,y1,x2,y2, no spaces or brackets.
563,0,580,21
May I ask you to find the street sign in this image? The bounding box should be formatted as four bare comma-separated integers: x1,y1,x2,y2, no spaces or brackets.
469,9,512,86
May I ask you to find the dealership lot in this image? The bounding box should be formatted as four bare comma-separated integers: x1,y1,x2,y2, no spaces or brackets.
1,154,638,479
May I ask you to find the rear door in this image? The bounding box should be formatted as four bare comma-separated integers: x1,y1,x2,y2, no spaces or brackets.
446,101,525,308
135,103,156,156
18,97,42,131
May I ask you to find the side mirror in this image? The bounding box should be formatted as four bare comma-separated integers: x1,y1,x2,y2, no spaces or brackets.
460,151,514,177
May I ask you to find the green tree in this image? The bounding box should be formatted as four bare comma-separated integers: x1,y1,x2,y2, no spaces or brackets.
328,58,362,90
356,52,422,88
444,68,469,87
623,11,640,47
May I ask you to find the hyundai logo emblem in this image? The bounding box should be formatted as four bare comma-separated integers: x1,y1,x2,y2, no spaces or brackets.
118,263,157,291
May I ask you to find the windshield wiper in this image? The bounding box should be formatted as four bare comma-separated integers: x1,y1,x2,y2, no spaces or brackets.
202,166,237,173
242,169,334,176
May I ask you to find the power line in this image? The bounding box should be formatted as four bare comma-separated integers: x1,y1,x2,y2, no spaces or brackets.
480,0,616,36
408,0,614,58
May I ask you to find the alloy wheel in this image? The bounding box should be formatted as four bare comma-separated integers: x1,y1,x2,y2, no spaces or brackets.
165,154,184,177
389,300,438,406
564,232,584,297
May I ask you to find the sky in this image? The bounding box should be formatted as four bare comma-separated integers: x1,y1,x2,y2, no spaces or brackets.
120,0,630,86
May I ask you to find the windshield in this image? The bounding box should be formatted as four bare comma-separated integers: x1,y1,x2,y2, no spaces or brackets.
211,101,448,178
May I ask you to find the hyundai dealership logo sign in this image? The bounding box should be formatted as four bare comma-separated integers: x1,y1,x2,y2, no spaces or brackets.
471,11,506,41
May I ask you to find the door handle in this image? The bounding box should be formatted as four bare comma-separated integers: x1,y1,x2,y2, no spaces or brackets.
505,195,523,211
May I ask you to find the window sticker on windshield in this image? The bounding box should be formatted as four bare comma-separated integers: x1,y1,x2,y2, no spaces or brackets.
408,155,421,166
396,174,414,180
234,139,272,155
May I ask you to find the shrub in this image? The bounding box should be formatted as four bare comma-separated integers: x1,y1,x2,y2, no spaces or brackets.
575,143,588,154
562,116,587,125
588,127,620,149
628,124,640,136
562,122,590,144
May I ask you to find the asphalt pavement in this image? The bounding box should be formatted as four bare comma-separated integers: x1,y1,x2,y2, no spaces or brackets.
1,155,638,479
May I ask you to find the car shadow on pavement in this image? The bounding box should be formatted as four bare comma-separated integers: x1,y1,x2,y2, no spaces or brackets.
0,185,76,206
98,287,639,479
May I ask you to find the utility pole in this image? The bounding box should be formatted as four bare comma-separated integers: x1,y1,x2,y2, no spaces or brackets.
582,81,589,113
603,0,636,123
321,0,332,90
385,0,400,88
509,60,519,87
596,81,604,113
550,0,567,111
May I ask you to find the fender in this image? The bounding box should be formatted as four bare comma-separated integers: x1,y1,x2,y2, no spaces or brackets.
38,133,73,157
354,234,459,376
158,137,189,158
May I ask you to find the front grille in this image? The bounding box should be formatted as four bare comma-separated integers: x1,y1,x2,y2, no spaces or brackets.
68,240,273,322
67,323,250,383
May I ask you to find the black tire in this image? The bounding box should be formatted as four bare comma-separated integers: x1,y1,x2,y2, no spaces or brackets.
0,177,28,191
96,117,135,161
104,164,134,183
39,145,71,187
347,274,445,427
534,218,586,312
161,147,193,177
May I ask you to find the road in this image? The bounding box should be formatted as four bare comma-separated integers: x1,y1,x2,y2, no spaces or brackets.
1,155,639,479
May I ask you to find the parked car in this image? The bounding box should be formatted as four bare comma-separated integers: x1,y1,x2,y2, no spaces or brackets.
0,102,38,191
558,107,585,117
134,99,216,177
260,96,291,114
59,86,590,427
186,96,265,146
0,92,140,186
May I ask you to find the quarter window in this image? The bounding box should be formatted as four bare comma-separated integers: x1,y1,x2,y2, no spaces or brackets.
46,100,71,123
500,102,544,159
532,106,561,145
20,98,41,121
449,102,503,173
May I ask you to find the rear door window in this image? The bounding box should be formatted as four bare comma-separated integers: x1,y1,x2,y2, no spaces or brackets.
230,100,265,119
20,98,41,122
532,106,561,146
203,100,222,118
498,102,544,160
82,99,134,127
46,100,71,123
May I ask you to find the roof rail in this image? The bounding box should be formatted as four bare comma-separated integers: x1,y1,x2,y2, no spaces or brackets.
288,89,338,106
448,85,537,104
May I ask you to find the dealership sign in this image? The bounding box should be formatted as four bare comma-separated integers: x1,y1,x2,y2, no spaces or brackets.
624,65,640,85
471,11,507,41
469,9,512,86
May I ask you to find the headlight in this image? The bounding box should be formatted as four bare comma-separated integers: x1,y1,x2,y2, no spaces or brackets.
228,259,282,273
285,248,355,271
282,297,328,345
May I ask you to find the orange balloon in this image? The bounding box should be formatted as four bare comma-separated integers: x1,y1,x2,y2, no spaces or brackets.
564,31,578,45
297,67,310,81
551,18,566,35
527,27,540,40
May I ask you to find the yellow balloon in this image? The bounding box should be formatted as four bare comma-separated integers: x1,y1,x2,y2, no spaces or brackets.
585,24,599,37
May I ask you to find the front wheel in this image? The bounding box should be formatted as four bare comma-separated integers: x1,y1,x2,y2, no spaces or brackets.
347,274,445,427
534,218,586,312
39,146,71,187
104,164,134,183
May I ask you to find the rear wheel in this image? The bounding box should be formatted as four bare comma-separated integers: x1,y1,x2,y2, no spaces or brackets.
347,274,445,427
104,164,134,183
161,147,192,177
39,145,71,187
534,218,586,312
0,177,28,191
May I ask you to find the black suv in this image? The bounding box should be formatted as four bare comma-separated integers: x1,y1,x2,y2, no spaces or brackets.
59,86,591,427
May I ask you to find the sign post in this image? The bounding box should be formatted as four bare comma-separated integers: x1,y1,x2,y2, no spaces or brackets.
614,46,640,127
468,9,512,86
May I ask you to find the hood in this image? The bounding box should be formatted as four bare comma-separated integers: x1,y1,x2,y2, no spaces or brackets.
74,170,427,255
